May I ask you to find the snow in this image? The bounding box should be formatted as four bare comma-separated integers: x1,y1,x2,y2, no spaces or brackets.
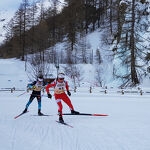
0,59,28,89
86,30,102,52
0,91,150,150
0,10,15,44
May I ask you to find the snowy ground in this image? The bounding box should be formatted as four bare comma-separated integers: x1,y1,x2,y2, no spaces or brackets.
0,91,150,150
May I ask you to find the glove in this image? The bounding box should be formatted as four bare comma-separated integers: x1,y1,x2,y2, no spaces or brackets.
48,93,52,99
27,84,32,88
67,91,71,96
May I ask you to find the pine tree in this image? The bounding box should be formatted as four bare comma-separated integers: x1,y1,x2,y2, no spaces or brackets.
113,0,150,87
27,1,38,54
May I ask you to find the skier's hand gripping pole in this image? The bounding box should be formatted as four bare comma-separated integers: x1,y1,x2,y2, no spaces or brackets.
48,93,52,99
67,91,71,96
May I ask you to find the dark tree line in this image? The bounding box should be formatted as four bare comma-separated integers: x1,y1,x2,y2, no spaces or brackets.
0,0,110,58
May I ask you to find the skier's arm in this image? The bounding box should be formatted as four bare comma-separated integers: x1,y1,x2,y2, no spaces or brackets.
46,82,55,94
65,81,69,91
27,81,36,88
46,84,51,94
43,81,46,86
46,82,55,99
30,81,36,86
66,81,71,96
41,81,47,89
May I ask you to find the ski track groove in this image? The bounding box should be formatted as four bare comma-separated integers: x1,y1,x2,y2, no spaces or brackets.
17,116,145,150
27,120,50,149
11,123,17,150
38,125,52,150
4,112,144,150
71,117,126,150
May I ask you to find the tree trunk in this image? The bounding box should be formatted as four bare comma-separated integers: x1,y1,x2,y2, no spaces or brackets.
109,0,113,34
130,0,139,85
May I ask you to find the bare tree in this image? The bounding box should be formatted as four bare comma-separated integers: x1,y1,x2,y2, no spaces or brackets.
63,64,84,87
95,48,102,64
95,65,104,87
27,54,52,80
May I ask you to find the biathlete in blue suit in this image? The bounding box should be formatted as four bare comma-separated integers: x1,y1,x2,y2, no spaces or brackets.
22,75,46,115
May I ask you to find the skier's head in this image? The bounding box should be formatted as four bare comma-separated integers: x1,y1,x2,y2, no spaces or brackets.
58,73,65,82
37,75,43,82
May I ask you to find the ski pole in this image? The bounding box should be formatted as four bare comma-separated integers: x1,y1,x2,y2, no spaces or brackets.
17,91,27,97
42,88,45,97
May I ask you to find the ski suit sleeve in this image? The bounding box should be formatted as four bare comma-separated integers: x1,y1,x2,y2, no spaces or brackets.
43,81,46,86
65,81,69,91
27,81,36,88
30,81,36,86
46,81,56,94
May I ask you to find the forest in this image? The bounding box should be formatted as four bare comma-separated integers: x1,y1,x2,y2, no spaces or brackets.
0,0,150,87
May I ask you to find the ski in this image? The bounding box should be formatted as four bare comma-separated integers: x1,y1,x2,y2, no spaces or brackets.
62,113,108,116
56,121,73,128
14,111,29,119
31,114,52,116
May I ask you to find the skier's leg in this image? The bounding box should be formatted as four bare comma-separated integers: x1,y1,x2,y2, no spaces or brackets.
62,94,74,110
37,96,41,110
56,99,63,115
56,99,64,123
37,96,43,115
23,95,35,113
62,94,79,114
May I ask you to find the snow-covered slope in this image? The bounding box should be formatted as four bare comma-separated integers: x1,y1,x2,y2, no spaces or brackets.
0,59,28,89
0,91,150,150
0,10,15,44
0,30,149,89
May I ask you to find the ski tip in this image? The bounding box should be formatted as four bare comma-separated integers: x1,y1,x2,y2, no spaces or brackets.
92,114,109,116
14,115,22,119
61,113,109,116
14,111,29,119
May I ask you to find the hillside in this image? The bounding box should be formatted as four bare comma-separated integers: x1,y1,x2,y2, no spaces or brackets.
0,59,28,89
0,27,150,89
0,0,150,88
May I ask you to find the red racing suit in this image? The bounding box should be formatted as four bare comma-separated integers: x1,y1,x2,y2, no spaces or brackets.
46,80,74,114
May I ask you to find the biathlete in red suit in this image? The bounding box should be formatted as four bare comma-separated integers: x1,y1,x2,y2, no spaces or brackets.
46,73,79,123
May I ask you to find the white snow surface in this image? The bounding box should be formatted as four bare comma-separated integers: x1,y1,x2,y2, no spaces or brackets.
0,91,150,150
0,59,28,89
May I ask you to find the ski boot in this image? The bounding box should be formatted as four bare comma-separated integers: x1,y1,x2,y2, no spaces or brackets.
58,111,64,123
59,116,64,123
38,109,44,116
71,110,80,115
22,108,27,113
